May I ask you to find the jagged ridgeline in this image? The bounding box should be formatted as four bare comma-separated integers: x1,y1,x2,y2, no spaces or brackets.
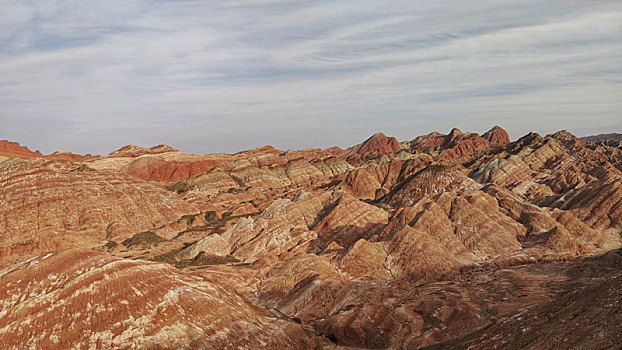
0,127,621,349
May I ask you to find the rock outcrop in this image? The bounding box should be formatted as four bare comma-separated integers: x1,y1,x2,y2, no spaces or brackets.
344,132,402,163
482,125,511,146
0,140,42,159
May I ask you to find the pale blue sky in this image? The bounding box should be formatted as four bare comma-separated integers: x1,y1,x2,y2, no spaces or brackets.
1,0,621,154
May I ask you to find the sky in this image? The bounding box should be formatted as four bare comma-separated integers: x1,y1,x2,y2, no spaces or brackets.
0,0,621,155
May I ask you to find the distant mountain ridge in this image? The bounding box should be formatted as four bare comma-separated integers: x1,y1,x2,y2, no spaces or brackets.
580,133,622,142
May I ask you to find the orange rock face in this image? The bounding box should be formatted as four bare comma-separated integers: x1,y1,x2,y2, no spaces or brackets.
1,127,621,349
0,140,43,159
0,140,96,161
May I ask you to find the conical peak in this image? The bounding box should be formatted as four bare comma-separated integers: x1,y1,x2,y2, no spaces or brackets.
367,132,388,141
448,128,463,136
482,126,510,145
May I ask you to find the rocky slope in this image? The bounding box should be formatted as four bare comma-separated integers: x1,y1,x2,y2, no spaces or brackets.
0,126,620,349
0,250,313,349
425,250,622,350
343,132,403,164
0,159,197,267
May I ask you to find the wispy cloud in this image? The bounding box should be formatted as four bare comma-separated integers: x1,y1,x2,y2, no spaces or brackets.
0,0,620,154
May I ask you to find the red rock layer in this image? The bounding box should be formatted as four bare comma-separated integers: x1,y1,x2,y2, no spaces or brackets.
0,250,313,349
172,157,352,196
409,126,509,161
121,153,227,183
344,132,402,163
0,160,197,266
339,155,433,201
1,127,621,349
437,132,490,160
409,131,447,151
482,125,511,145
100,144,345,184
45,151,98,161
0,140,42,159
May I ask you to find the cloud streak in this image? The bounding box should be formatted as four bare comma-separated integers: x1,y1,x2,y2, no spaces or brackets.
0,0,620,154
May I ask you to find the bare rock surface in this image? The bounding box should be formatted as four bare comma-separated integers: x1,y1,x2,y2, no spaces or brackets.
343,132,402,164
1,127,621,349
0,160,197,267
0,250,314,349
